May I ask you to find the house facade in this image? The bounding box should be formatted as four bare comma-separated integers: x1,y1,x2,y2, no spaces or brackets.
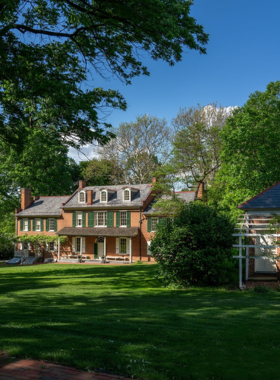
15,180,195,263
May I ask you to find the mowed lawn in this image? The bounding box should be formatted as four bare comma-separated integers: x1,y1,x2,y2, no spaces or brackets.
1,264,280,380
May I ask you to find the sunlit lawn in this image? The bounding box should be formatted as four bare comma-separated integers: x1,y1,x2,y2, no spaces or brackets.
0,264,280,380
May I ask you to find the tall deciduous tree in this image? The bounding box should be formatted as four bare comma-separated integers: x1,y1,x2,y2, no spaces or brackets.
210,81,280,213
0,1,208,150
80,158,119,186
171,104,232,198
98,114,173,184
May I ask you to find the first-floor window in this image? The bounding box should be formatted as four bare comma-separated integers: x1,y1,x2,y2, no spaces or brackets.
120,238,127,254
36,219,41,231
76,237,81,253
151,218,158,232
120,211,127,226
49,218,54,231
96,212,107,226
23,219,28,231
147,241,151,255
49,242,54,251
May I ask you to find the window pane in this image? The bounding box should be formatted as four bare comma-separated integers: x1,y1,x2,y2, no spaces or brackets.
120,212,127,226
151,219,158,231
36,220,40,231
124,190,130,201
76,238,81,252
77,212,82,226
24,220,28,231
49,219,54,230
97,212,106,226
101,191,107,202
49,242,54,251
120,238,127,254
80,192,85,202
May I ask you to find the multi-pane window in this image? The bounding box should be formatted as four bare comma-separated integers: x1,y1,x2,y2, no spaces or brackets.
96,212,107,226
79,191,85,203
49,242,54,251
23,219,28,231
76,237,81,253
151,218,158,232
101,191,107,202
120,238,127,254
76,212,83,227
36,219,41,231
49,218,54,231
123,189,130,201
120,212,127,226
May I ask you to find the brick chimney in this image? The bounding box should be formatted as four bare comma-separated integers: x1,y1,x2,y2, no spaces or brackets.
152,177,157,183
197,182,204,200
87,190,93,205
78,180,86,189
33,195,40,201
15,208,22,214
21,188,32,210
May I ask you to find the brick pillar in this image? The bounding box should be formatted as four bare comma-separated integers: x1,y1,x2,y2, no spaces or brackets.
152,177,157,183
21,188,32,210
197,182,204,199
87,190,93,205
78,180,86,189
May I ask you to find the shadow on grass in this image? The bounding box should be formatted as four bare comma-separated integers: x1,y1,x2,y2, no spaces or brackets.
1,264,280,380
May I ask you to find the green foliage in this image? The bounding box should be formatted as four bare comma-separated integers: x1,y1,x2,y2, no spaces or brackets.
150,202,236,286
253,285,273,294
18,234,67,245
210,81,280,213
0,1,208,149
0,233,16,259
81,158,117,186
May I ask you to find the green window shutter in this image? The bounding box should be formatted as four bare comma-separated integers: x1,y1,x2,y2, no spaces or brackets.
147,218,151,232
40,219,44,231
46,218,49,231
32,219,36,231
54,219,57,232
126,211,131,227
28,219,31,231
72,212,76,227
82,212,86,227
107,211,114,227
20,219,23,231
94,243,98,259
116,211,120,227
88,212,94,227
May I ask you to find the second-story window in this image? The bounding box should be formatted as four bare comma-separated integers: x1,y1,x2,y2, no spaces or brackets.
23,219,28,231
49,218,54,231
96,212,107,226
101,190,107,202
120,212,127,226
76,212,83,227
36,219,41,231
151,218,158,232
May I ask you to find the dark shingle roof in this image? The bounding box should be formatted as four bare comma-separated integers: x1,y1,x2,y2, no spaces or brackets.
57,227,139,237
143,191,196,215
16,196,70,217
238,181,280,210
63,184,151,209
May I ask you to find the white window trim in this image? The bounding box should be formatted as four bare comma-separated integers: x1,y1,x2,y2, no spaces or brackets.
151,217,158,233
73,236,85,254
76,211,83,228
120,210,127,227
35,218,41,232
123,188,131,202
23,218,28,232
117,237,130,255
95,211,107,227
78,190,86,204
49,218,55,232
100,189,108,203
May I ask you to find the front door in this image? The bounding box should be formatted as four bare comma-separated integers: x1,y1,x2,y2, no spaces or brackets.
76,237,81,255
98,242,104,259
255,232,277,273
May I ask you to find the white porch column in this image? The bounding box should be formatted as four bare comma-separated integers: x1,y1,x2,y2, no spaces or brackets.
245,213,249,281
104,237,106,261
58,236,61,262
130,238,132,263
239,234,242,288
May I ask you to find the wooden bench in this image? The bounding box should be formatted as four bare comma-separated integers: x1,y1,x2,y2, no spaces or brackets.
106,255,129,261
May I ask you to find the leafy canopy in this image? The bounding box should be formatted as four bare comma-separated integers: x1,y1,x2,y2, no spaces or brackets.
0,0,208,149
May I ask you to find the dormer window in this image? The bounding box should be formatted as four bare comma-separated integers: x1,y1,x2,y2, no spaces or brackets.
101,190,107,202
79,191,86,203
123,189,131,201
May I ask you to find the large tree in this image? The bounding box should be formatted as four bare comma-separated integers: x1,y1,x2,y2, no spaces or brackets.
0,1,208,150
97,114,173,184
170,103,232,198
209,81,280,213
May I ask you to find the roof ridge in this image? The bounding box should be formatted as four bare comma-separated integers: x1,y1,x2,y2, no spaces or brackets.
238,181,280,209
39,195,71,198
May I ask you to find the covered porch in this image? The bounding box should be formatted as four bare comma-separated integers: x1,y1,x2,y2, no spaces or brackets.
56,227,139,263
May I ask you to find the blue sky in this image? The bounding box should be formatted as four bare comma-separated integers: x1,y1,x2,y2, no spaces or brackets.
69,0,280,161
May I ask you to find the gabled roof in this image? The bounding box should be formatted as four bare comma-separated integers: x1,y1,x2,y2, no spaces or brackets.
63,184,151,208
238,181,280,210
16,196,70,217
143,191,196,215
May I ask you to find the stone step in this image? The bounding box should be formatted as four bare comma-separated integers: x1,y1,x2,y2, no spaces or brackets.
248,277,278,282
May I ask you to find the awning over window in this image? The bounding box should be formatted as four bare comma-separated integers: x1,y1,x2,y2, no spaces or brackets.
56,227,139,237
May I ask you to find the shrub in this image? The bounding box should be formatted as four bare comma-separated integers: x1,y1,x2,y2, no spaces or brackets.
253,285,272,294
150,202,236,287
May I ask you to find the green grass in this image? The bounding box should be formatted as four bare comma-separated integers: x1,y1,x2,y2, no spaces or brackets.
1,264,280,380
